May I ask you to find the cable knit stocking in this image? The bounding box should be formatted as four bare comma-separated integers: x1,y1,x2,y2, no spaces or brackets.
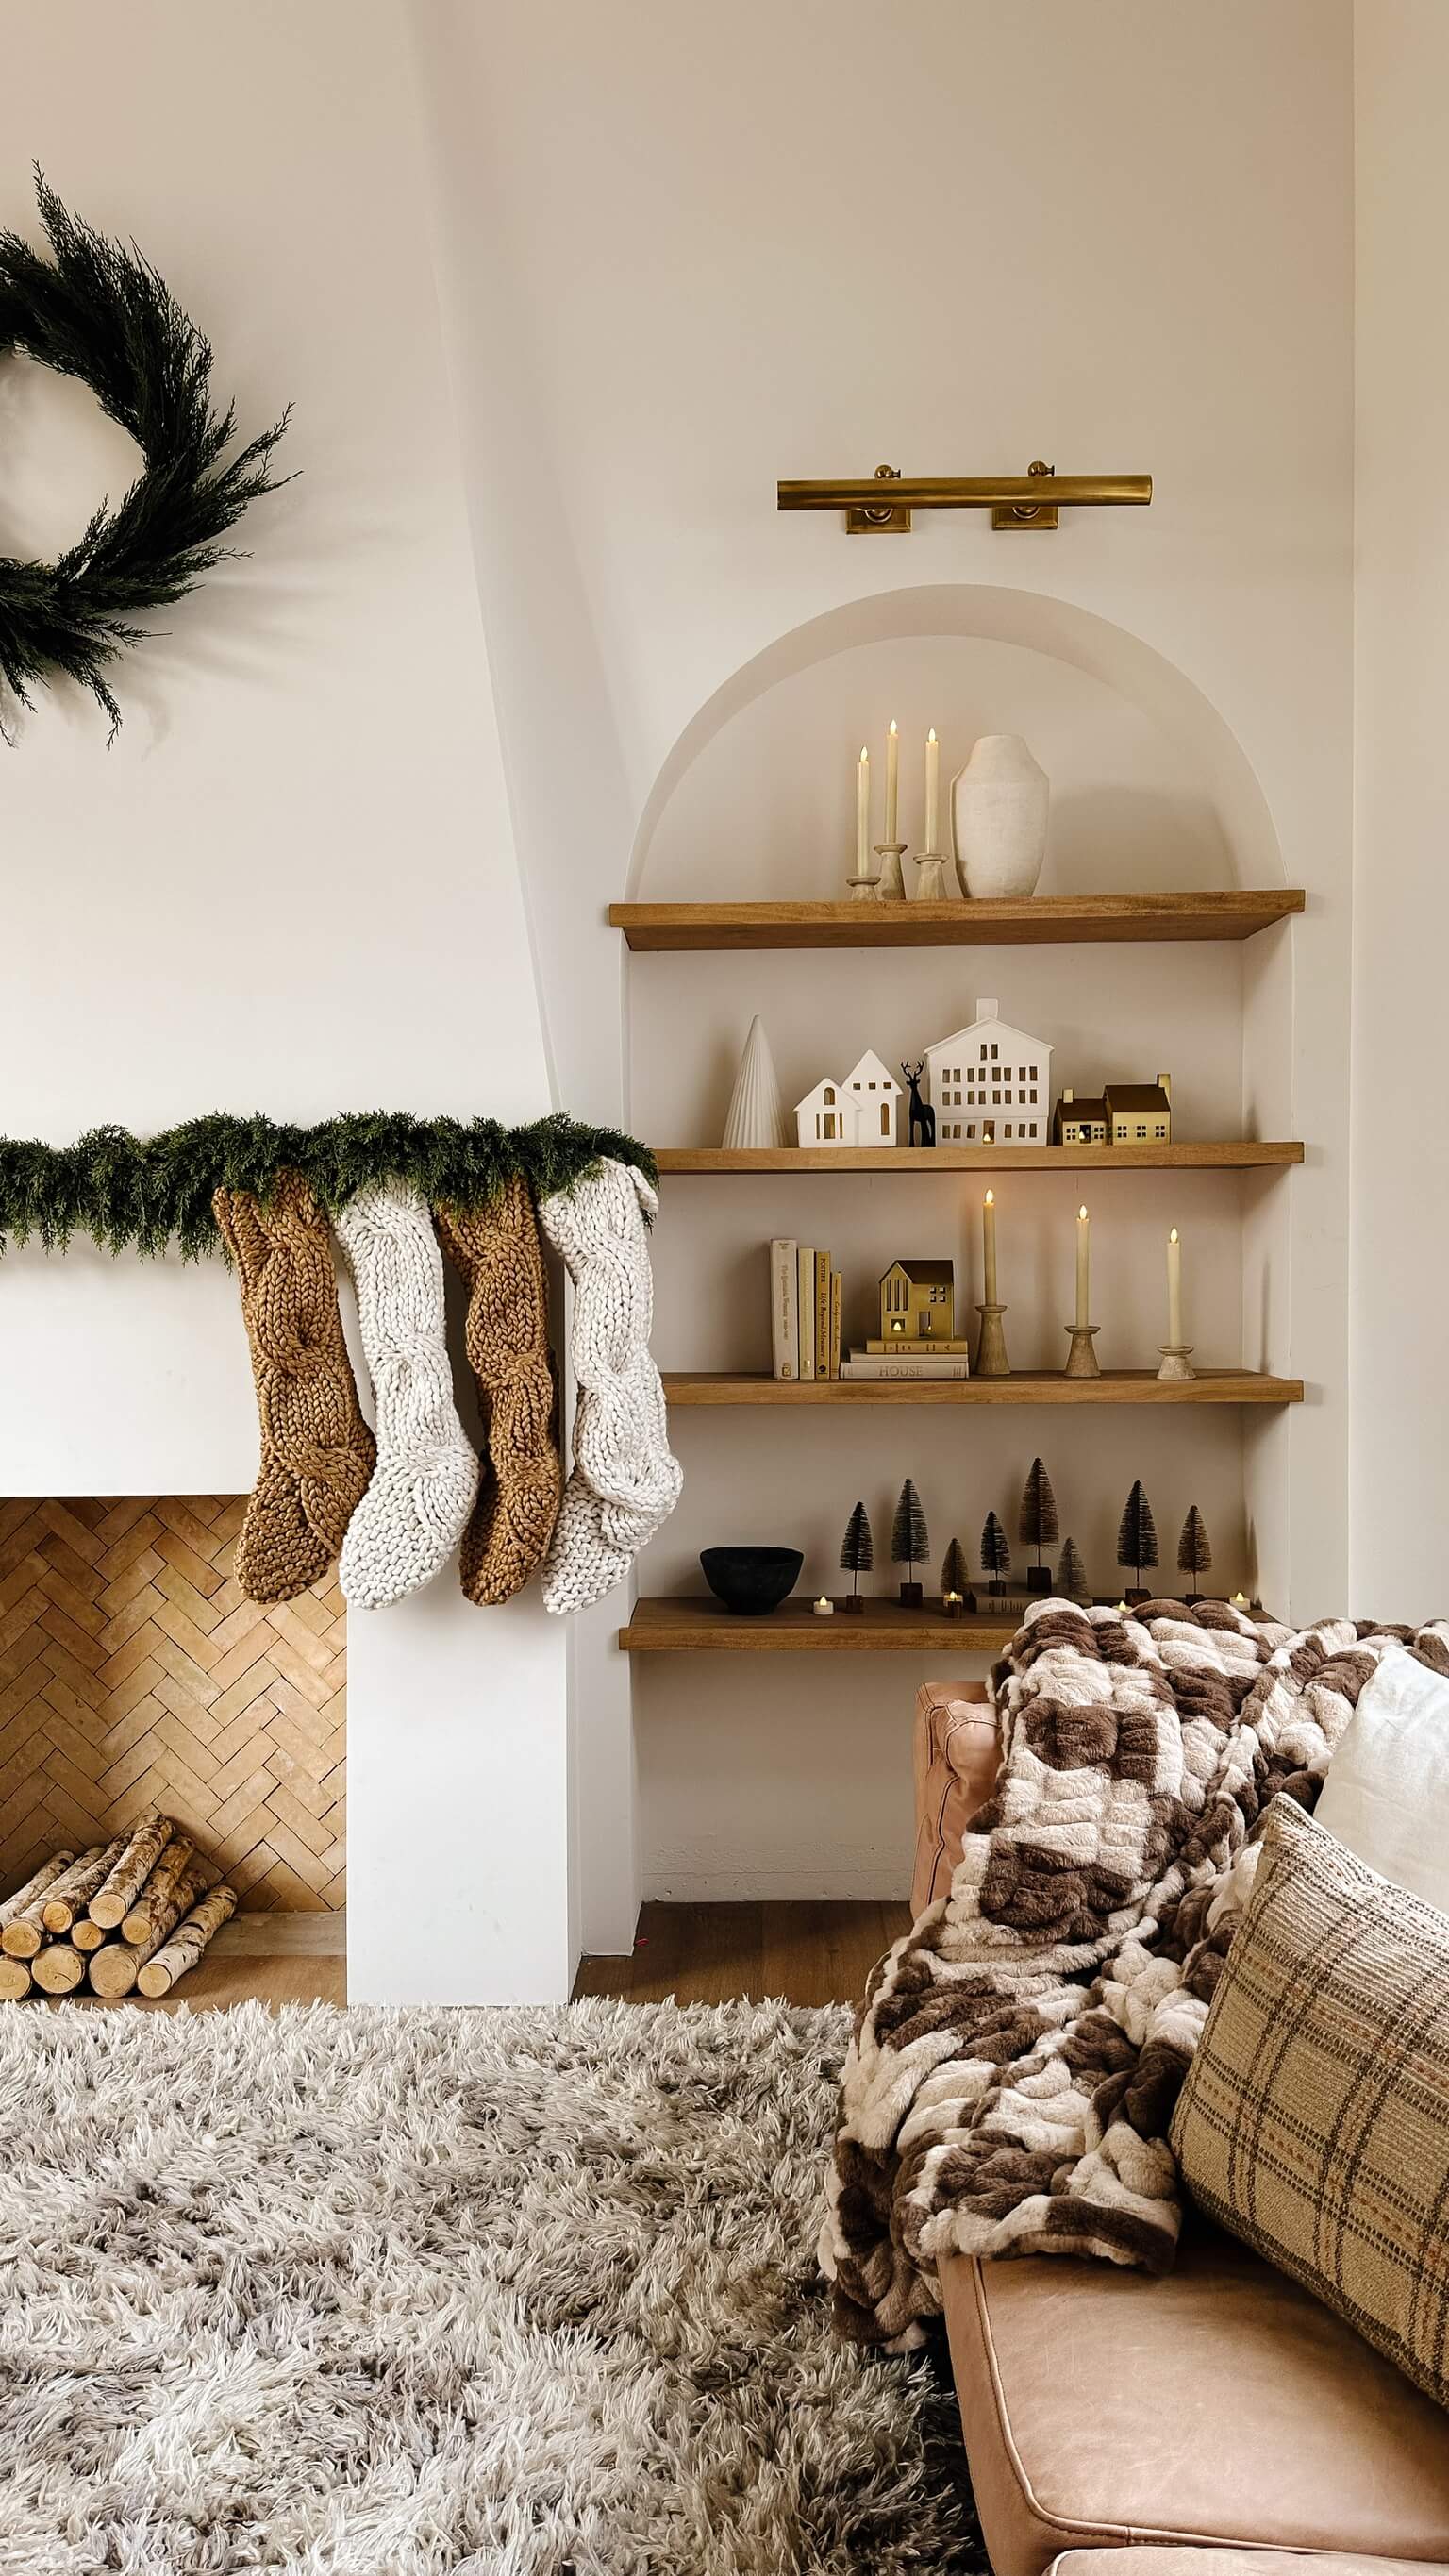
332,1182,480,1610
212,1173,376,1604
537,1159,682,1614
434,1176,561,1605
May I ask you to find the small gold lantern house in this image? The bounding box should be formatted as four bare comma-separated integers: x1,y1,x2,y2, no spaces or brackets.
878,1258,956,1343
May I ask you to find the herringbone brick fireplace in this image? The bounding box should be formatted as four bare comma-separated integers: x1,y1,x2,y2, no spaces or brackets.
0,1496,344,1911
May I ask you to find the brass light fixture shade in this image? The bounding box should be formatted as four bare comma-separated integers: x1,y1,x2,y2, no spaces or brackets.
778,460,1153,534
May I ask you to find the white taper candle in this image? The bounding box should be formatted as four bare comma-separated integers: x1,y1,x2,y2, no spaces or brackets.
1075,1204,1091,1329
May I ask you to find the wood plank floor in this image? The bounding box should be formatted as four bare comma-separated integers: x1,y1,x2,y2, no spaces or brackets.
36,1903,905,2014
574,1900,909,2007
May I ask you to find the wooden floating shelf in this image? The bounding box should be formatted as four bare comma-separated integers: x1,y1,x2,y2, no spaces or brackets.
654,1142,1303,1176
621,1597,1018,1653
610,891,1305,952
663,1369,1303,1407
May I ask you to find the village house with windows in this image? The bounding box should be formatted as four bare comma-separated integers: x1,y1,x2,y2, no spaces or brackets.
1104,1076,1173,1144
878,1258,957,1341
1053,1088,1109,1146
795,1051,902,1147
922,999,1052,1146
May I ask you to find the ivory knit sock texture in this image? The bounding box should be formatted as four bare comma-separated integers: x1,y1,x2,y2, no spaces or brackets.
333,1182,480,1610
537,1159,682,1614
212,1173,376,1605
435,1175,560,1605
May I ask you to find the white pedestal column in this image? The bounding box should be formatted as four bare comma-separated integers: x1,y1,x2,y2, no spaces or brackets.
347,1579,573,2004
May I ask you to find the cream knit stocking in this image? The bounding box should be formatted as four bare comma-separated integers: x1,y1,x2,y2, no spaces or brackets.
537,1159,682,1614
333,1181,479,1609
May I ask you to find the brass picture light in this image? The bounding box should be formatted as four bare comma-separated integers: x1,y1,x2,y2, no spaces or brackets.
776,460,1153,534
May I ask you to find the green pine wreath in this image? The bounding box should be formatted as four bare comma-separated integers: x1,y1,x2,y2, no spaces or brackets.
0,172,289,739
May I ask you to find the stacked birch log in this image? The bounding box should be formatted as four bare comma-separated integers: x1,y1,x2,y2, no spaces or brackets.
0,1814,237,1999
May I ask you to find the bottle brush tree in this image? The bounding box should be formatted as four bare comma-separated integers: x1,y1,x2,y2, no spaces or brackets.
980,1509,1011,1588
1018,1455,1059,1586
839,1500,874,1605
941,1535,969,1599
1176,1504,1212,1602
1116,1480,1159,1595
891,1480,930,1600
1056,1535,1090,1604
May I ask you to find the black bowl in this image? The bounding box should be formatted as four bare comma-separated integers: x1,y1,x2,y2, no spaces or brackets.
699,1546,803,1616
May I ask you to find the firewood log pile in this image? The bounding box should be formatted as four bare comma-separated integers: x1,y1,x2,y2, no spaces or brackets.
0,1814,237,2001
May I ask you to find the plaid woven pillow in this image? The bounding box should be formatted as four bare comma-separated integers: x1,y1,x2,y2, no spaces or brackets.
1172,1792,1449,2412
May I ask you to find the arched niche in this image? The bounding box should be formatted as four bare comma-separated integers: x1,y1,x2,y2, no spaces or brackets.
628,585,1282,899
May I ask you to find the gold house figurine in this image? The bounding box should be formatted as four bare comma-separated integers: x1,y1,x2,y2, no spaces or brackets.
1053,1087,1108,1146
1104,1075,1173,1145
878,1258,957,1342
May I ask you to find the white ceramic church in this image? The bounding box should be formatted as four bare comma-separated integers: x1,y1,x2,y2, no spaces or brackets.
795,1050,903,1147
923,1000,1053,1146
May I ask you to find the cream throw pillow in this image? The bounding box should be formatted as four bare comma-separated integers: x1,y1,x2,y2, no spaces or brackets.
1314,1643,1449,1908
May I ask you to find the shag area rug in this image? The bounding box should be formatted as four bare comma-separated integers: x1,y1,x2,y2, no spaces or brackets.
0,1996,984,2575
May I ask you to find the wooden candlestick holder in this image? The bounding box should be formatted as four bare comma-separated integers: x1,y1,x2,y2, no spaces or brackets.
1157,1344,1196,1381
974,1301,1010,1377
913,850,950,901
874,841,908,901
845,869,881,902
1064,1323,1101,1378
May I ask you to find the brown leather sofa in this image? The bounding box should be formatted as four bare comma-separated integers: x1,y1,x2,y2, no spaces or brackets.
913,1682,1449,2573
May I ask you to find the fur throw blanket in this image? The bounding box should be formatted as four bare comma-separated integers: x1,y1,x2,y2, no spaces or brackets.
824,1599,1449,2348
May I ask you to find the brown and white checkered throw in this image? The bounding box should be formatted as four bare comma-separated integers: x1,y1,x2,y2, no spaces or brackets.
1173,1792,1449,2411
824,1598,1449,2349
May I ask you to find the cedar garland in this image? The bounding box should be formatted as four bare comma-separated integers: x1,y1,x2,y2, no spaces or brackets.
0,1112,656,1259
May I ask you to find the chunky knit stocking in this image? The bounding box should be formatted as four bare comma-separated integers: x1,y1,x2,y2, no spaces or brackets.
537,1159,682,1614
434,1175,561,1605
332,1182,480,1610
212,1173,376,1604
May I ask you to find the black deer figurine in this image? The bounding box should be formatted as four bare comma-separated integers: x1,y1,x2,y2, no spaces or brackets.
901,1061,936,1149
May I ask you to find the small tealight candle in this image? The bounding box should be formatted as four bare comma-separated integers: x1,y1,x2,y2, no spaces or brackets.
1232,1591,1248,1609
813,1596,835,1617
942,1591,963,1619
1115,1599,1129,1614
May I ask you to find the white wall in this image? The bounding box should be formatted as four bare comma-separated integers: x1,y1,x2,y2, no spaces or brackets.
412,0,1356,1907
1351,1,1449,1622
0,0,574,2000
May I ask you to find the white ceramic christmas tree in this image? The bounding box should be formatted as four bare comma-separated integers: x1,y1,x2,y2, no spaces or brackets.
722,1015,789,1149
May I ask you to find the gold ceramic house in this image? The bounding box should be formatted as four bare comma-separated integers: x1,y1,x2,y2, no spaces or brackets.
878,1258,957,1342
1104,1076,1173,1145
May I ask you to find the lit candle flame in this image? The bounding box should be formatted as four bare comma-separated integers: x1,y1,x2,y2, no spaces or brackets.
859,744,869,762
1170,1227,1179,1245
985,1188,994,1207
927,727,937,743
1078,1204,1088,1220
889,718,898,737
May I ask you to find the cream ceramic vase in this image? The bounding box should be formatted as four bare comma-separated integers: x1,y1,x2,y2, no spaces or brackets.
951,735,1049,900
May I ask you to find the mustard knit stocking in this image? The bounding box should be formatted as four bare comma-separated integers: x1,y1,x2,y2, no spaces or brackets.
213,1173,376,1604
434,1174,561,1605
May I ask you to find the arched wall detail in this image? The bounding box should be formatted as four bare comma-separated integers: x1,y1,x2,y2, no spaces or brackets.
628,583,1283,898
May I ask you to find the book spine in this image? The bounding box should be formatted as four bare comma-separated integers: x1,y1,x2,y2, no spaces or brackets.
840,1359,972,1380
863,1339,974,1356
796,1246,816,1381
829,1271,841,1380
815,1248,831,1379
770,1239,797,1380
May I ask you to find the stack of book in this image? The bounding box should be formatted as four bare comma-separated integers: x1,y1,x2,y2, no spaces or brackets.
840,1338,972,1381
769,1240,841,1380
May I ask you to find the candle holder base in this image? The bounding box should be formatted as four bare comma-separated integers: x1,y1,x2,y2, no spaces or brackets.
1157,1343,1196,1382
913,852,950,901
840,1592,865,1614
874,841,908,901
845,872,881,902
975,1301,1011,1377
1063,1323,1101,1378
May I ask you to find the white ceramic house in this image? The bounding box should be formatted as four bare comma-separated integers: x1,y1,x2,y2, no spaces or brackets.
841,1051,902,1146
923,998,1053,1146
795,1052,902,1147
